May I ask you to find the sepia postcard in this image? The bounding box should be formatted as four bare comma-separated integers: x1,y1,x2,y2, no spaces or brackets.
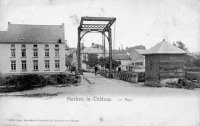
0,0,200,126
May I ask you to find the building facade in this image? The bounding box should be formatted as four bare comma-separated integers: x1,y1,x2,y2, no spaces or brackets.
72,43,109,70
0,22,65,75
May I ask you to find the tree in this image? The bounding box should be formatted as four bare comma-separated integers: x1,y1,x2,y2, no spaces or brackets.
192,53,200,66
185,52,200,67
65,56,72,68
87,53,98,67
126,45,146,51
98,57,106,67
173,41,188,51
98,57,121,70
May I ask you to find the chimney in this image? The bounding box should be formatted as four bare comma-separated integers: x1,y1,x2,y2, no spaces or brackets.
61,23,65,42
7,22,11,30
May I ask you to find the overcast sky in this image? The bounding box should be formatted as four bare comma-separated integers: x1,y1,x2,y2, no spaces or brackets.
0,0,200,52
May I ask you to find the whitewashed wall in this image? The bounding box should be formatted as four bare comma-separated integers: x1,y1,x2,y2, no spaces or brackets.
0,43,65,75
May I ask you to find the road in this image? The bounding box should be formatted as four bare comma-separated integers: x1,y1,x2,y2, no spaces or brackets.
0,73,200,126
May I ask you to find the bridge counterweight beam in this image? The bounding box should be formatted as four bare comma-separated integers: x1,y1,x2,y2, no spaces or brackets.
108,29,112,77
77,28,82,75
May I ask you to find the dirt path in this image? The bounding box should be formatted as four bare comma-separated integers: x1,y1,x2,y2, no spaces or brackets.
0,73,200,126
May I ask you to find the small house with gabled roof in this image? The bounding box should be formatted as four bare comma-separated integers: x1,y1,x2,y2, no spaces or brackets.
143,39,187,85
113,53,132,71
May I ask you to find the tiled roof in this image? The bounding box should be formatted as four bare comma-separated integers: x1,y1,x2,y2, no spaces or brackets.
112,50,128,54
81,47,109,54
0,22,65,43
113,54,131,60
135,49,146,54
143,39,187,55
128,49,145,61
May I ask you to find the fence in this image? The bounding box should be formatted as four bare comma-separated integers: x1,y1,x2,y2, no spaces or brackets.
185,68,200,83
99,70,138,83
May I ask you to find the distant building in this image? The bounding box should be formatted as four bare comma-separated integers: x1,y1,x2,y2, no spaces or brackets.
72,43,108,70
0,22,66,76
113,54,132,71
128,49,145,66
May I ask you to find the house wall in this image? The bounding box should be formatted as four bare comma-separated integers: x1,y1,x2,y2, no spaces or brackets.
134,58,145,66
145,55,160,81
81,53,109,62
0,43,65,75
117,60,132,71
145,54,186,81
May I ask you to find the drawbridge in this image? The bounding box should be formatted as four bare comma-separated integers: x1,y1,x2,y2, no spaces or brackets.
77,16,116,76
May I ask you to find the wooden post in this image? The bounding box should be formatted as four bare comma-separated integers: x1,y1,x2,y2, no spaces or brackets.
77,27,82,75
102,32,106,59
108,29,112,77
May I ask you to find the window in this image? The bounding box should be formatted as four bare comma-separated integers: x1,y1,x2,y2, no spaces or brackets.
33,49,38,57
83,54,86,61
135,62,143,66
33,60,38,70
21,44,26,48
45,44,49,48
55,49,59,57
45,49,49,57
21,49,26,57
21,60,26,71
11,49,15,57
11,61,16,71
11,44,15,48
33,44,37,48
55,45,59,47
45,60,50,70
55,60,60,70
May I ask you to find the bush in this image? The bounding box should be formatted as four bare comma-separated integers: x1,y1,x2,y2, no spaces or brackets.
0,74,80,92
1,74,45,92
138,72,145,82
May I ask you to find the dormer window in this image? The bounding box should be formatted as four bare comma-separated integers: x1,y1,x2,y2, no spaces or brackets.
21,44,26,48
33,44,37,48
58,39,62,43
11,44,15,48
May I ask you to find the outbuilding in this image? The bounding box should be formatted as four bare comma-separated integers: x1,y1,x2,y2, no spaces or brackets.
143,39,187,85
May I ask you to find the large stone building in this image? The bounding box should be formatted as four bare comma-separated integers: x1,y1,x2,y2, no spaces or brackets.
0,22,66,76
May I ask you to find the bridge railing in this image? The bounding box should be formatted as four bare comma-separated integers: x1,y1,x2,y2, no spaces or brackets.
99,70,138,83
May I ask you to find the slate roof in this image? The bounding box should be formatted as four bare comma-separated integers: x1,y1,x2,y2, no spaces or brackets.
143,39,187,55
81,47,109,54
112,54,131,60
112,50,128,54
135,49,146,54
66,49,76,56
0,22,65,43
128,49,145,61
